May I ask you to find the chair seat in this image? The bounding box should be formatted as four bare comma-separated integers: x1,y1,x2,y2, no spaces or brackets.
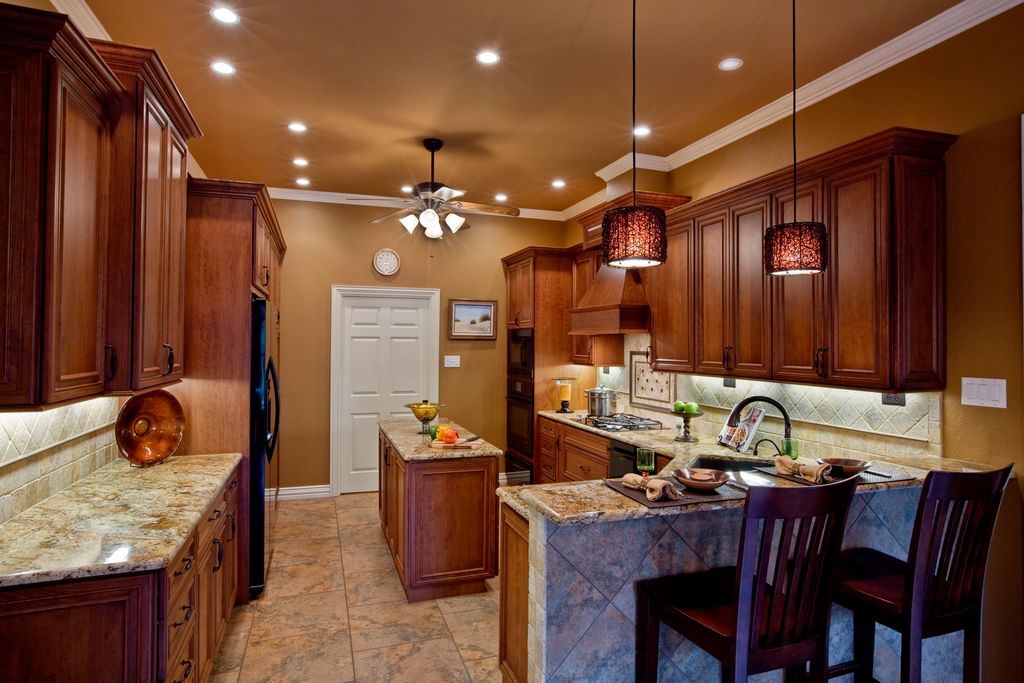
836,547,907,616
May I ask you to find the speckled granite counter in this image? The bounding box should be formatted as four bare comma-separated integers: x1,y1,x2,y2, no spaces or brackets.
379,419,501,461
0,454,241,589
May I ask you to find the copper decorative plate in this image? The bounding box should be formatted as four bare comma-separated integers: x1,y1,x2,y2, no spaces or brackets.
115,390,185,467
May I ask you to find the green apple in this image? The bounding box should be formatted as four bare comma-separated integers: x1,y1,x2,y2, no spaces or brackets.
683,402,700,413
673,400,685,413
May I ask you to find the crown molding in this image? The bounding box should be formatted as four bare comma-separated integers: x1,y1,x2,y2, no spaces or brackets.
594,153,673,182
663,0,1023,170
49,0,110,40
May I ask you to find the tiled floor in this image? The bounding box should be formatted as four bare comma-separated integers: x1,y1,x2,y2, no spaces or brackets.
212,493,501,683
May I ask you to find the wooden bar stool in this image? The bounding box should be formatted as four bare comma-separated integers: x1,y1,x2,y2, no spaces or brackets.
635,477,858,683
830,465,1012,683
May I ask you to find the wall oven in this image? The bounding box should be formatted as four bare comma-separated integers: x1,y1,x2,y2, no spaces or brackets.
507,328,533,377
506,376,534,473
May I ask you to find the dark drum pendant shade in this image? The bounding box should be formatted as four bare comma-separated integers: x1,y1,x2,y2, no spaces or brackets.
764,220,828,275
602,205,668,268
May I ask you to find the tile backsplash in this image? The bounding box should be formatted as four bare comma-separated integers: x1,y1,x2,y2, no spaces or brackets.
0,398,119,523
597,334,942,462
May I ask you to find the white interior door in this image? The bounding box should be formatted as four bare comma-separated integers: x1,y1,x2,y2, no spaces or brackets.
330,287,439,494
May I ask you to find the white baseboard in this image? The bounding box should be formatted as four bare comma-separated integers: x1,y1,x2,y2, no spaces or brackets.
276,485,333,501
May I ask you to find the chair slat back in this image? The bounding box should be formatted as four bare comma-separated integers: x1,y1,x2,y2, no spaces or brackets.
734,478,858,655
907,465,1012,621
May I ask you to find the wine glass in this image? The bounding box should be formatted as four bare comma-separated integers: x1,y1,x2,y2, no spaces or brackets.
637,448,656,479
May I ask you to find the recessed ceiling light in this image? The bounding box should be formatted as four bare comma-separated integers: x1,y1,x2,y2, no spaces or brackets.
495,193,508,202
295,178,310,187
401,185,413,193
210,7,239,24
552,179,566,189
633,125,651,137
293,158,309,167
718,57,744,71
210,61,235,75
476,50,500,65
288,122,307,133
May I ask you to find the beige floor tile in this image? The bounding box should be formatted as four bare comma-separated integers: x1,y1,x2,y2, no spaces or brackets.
238,628,354,683
276,498,335,520
345,569,407,607
227,602,259,625
213,628,249,674
444,607,499,662
211,671,240,683
261,560,346,600
337,523,386,549
250,589,349,642
485,576,500,593
336,506,381,528
273,515,339,540
335,492,378,510
352,637,470,683
347,600,449,652
464,656,501,683
342,545,397,575
435,589,498,616
272,536,341,566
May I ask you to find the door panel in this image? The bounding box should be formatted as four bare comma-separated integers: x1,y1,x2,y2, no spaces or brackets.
730,197,772,377
163,130,187,380
649,220,694,372
694,210,729,375
570,251,597,364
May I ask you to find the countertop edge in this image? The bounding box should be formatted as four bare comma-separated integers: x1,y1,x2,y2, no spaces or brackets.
379,419,502,461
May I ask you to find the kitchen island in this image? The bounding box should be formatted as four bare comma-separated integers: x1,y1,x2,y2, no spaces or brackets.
378,419,501,602
497,447,1000,682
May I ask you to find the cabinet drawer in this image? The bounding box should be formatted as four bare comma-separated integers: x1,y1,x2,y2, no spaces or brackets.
538,454,556,483
167,625,198,683
563,446,605,481
167,533,197,599
198,492,228,544
166,575,197,660
539,418,557,437
561,425,609,458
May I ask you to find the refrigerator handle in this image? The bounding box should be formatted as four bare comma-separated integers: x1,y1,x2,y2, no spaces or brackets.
266,357,281,461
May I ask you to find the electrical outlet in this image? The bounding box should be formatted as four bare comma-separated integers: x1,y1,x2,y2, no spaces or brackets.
881,393,906,406
961,377,1006,408
443,355,460,368
723,378,736,388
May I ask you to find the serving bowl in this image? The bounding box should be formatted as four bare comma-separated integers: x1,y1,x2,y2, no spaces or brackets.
115,389,185,467
818,458,871,477
671,467,729,491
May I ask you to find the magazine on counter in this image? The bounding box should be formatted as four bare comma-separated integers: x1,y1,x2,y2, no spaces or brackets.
717,405,766,453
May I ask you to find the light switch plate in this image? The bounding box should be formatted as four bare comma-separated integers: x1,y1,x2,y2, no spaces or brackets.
961,377,1007,408
443,355,461,368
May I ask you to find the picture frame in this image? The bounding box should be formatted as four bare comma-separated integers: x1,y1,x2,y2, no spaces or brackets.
448,299,497,340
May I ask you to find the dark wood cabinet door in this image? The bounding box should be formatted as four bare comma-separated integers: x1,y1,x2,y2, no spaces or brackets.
772,181,827,382
694,209,730,375
570,251,597,363
516,260,534,328
729,197,772,377
42,63,111,404
164,130,187,380
498,504,529,683
252,210,270,296
505,262,520,327
649,219,695,372
0,52,45,405
824,158,891,388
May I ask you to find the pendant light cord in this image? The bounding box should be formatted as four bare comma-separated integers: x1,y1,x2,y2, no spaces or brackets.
631,0,637,206
791,0,797,197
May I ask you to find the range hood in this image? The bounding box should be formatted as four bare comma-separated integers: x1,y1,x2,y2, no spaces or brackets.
568,265,650,335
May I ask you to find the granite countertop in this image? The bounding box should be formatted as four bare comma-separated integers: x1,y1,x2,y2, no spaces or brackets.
0,454,241,589
379,419,502,461
496,486,531,519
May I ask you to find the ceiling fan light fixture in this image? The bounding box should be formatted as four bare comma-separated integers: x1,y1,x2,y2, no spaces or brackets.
424,223,444,239
419,208,440,230
602,205,667,268
399,214,419,233
764,221,828,275
445,213,466,232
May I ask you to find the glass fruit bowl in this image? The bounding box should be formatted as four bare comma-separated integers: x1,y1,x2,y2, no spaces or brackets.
404,401,445,433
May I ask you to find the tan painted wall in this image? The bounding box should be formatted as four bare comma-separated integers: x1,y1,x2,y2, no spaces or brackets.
273,200,565,488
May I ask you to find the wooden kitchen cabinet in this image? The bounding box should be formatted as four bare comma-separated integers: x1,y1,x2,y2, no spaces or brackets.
498,503,529,683
551,421,609,482
196,472,238,682
505,256,535,328
648,216,695,372
537,417,558,484
0,6,123,406
570,249,623,366
91,40,202,392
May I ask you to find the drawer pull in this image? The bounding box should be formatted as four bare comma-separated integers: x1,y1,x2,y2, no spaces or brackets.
173,659,193,683
173,557,193,578
171,604,193,628
579,465,591,473
226,513,237,542
228,479,239,491
207,508,223,522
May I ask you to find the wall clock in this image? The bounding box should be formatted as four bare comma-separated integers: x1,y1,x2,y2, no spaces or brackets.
373,248,401,276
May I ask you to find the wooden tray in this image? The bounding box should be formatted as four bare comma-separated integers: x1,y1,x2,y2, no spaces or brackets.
754,466,917,487
603,477,746,509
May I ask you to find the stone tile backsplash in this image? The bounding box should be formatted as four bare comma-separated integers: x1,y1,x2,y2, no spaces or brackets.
0,397,119,523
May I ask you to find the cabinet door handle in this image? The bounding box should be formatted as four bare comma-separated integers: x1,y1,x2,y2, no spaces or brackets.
817,347,828,378
812,347,820,375
212,538,224,573
173,556,193,577
171,604,193,628
208,508,223,522
226,513,236,542
722,346,734,371
646,346,652,360
103,344,118,382
263,265,271,287
173,659,193,683
162,343,175,376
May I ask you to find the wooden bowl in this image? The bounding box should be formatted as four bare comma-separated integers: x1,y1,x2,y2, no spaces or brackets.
115,390,185,467
818,458,871,477
671,468,729,491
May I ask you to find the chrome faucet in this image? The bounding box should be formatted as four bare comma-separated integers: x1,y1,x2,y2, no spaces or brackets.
726,396,794,456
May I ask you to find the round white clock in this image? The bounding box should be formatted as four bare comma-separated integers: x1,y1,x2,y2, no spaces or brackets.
373,248,401,276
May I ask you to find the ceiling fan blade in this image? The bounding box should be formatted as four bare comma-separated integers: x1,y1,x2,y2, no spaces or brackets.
453,201,520,218
369,208,415,224
431,186,466,202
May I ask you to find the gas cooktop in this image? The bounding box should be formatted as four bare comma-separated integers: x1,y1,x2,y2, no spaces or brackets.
586,414,664,432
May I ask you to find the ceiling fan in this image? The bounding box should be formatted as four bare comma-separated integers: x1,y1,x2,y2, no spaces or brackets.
370,138,520,237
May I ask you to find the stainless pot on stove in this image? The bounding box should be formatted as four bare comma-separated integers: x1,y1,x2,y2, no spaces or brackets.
585,387,618,417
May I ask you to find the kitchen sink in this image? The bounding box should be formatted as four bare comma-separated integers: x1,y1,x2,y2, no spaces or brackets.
693,456,769,472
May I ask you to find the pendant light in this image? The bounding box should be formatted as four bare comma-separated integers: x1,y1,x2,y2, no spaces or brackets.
763,0,828,276
602,0,667,269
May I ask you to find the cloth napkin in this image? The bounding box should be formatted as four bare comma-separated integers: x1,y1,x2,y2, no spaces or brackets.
621,473,684,501
774,456,831,484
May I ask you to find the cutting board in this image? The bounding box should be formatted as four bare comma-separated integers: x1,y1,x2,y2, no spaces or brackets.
429,438,482,450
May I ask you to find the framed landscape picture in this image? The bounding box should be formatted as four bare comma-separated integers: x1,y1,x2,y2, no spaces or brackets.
448,299,497,340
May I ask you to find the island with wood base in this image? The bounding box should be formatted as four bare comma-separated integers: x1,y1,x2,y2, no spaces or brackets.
377,419,501,602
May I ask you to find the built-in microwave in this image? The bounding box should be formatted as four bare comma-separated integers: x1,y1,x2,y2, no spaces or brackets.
507,328,533,377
